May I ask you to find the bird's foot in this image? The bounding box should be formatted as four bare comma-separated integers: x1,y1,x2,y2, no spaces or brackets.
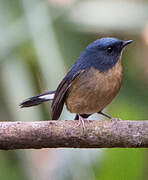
75,115,86,129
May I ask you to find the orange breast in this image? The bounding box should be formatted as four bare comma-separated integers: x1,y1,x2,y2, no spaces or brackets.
65,60,122,114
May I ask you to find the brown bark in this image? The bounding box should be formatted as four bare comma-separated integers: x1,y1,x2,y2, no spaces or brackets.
0,120,148,150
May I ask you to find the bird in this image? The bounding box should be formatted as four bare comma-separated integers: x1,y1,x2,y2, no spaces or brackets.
20,37,132,124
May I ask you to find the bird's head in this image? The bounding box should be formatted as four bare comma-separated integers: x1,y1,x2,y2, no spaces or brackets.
85,37,133,72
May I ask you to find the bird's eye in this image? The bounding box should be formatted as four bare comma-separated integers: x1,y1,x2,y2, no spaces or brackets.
107,46,113,54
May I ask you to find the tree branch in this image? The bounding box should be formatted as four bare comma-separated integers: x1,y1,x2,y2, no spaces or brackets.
0,120,148,150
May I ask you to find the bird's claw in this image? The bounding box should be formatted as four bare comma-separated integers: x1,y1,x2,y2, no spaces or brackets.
75,115,86,129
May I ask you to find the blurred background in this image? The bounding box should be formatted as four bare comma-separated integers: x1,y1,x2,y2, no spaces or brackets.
0,0,148,179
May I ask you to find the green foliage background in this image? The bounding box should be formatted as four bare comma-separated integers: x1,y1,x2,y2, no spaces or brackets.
0,0,148,179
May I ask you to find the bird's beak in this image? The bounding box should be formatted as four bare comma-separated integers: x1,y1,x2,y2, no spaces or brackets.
122,40,133,48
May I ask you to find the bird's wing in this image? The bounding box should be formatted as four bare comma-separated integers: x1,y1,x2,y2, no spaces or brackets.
51,69,84,120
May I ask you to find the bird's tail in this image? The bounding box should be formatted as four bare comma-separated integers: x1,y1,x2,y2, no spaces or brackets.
19,90,55,108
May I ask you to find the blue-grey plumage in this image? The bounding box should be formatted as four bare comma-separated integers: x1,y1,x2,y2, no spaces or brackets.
20,37,133,121
52,38,132,119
